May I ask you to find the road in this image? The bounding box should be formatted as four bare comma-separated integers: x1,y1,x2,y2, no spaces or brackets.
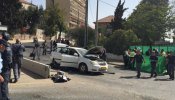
9,42,175,100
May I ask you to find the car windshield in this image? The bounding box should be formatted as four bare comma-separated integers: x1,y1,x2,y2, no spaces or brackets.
76,48,88,56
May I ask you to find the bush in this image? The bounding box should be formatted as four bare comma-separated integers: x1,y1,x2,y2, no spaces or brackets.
69,27,95,48
104,29,139,55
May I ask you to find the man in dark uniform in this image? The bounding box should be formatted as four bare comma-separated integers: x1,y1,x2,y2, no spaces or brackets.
42,40,47,55
0,32,12,100
12,39,25,82
134,50,144,78
150,51,158,78
166,51,174,80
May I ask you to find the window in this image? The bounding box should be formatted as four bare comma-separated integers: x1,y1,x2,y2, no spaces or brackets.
60,48,69,54
69,49,79,56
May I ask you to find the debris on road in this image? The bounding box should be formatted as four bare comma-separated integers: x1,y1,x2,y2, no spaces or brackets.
51,71,71,83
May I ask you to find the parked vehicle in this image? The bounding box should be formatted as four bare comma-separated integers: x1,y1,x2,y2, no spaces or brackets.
51,46,108,73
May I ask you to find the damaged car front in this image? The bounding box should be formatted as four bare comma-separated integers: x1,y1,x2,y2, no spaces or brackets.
79,47,108,73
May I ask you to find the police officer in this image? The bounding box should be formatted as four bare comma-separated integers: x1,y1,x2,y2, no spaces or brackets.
12,39,25,82
0,32,12,100
166,51,174,80
134,50,144,78
150,51,158,78
33,38,40,60
42,40,47,55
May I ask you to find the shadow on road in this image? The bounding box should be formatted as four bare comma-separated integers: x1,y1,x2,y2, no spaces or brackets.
120,76,151,79
21,68,43,79
120,76,137,79
154,78,173,81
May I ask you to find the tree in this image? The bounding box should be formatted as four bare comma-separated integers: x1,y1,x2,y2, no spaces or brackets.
69,27,95,48
167,0,175,32
110,0,128,31
126,0,173,45
44,4,66,39
0,0,22,34
104,29,139,55
25,7,41,34
38,6,45,29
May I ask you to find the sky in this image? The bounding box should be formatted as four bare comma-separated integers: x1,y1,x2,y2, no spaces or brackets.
27,0,141,28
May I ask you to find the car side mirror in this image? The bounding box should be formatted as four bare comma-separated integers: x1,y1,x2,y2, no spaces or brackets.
74,53,79,57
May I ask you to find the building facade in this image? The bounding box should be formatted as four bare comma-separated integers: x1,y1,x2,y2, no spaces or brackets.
19,0,37,10
46,0,86,29
94,15,114,34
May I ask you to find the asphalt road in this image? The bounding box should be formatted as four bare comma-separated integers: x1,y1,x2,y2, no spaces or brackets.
9,42,175,100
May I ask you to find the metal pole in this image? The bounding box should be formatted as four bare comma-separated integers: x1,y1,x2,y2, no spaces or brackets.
84,0,88,48
95,0,99,46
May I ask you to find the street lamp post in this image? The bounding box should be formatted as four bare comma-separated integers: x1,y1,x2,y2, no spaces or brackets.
95,0,99,46
84,0,88,48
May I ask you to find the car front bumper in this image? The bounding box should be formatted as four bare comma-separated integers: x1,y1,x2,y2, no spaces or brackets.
91,65,108,72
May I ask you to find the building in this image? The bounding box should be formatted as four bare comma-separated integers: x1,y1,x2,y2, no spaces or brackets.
94,15,114,34
19,0,37,10
94,15,114,28
46,0,86,29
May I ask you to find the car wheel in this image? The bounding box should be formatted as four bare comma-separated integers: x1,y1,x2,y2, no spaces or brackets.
79,63,88,73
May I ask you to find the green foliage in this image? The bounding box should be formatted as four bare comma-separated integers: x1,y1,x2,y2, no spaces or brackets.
126,0,173,45
110,0,128,31
69,27,95,48
98,33,107,46
38,6,45,29
25,7,40,34
44,5,66,38
104,29,139,55
0,0,22,34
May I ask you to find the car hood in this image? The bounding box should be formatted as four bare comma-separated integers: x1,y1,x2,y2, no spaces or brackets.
85,46,104,55
84,46,105,61
84,54,99,61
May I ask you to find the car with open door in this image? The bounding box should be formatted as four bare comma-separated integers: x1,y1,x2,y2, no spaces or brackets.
51,46,108,73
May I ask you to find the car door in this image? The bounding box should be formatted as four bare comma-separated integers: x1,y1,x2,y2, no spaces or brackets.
60,48,79,68
51,47,62,63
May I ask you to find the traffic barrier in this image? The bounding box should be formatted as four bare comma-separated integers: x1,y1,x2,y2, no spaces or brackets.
22,58,50,78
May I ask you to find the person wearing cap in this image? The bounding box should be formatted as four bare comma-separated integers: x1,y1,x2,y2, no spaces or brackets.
150,51,158,78
11,39,25,83
0,32,12,100
134,50,144,78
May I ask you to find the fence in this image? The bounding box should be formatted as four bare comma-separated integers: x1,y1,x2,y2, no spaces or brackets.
129,45,173,74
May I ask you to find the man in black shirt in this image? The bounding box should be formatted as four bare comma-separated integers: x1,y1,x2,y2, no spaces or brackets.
166,51,174,80
150,51,158,78
134,50,144,78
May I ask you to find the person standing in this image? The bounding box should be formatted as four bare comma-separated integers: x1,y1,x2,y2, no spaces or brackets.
100,48,107,61
134,50,144,78
0,32,12,100
123,49,130,69
129,49,136,69
33,38,40,60
150,51,158,78
166,51,174,80
11,39,25,82
42,40,47,55
50,40,53,54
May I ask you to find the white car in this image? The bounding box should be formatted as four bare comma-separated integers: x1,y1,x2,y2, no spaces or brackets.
51,47,108,73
